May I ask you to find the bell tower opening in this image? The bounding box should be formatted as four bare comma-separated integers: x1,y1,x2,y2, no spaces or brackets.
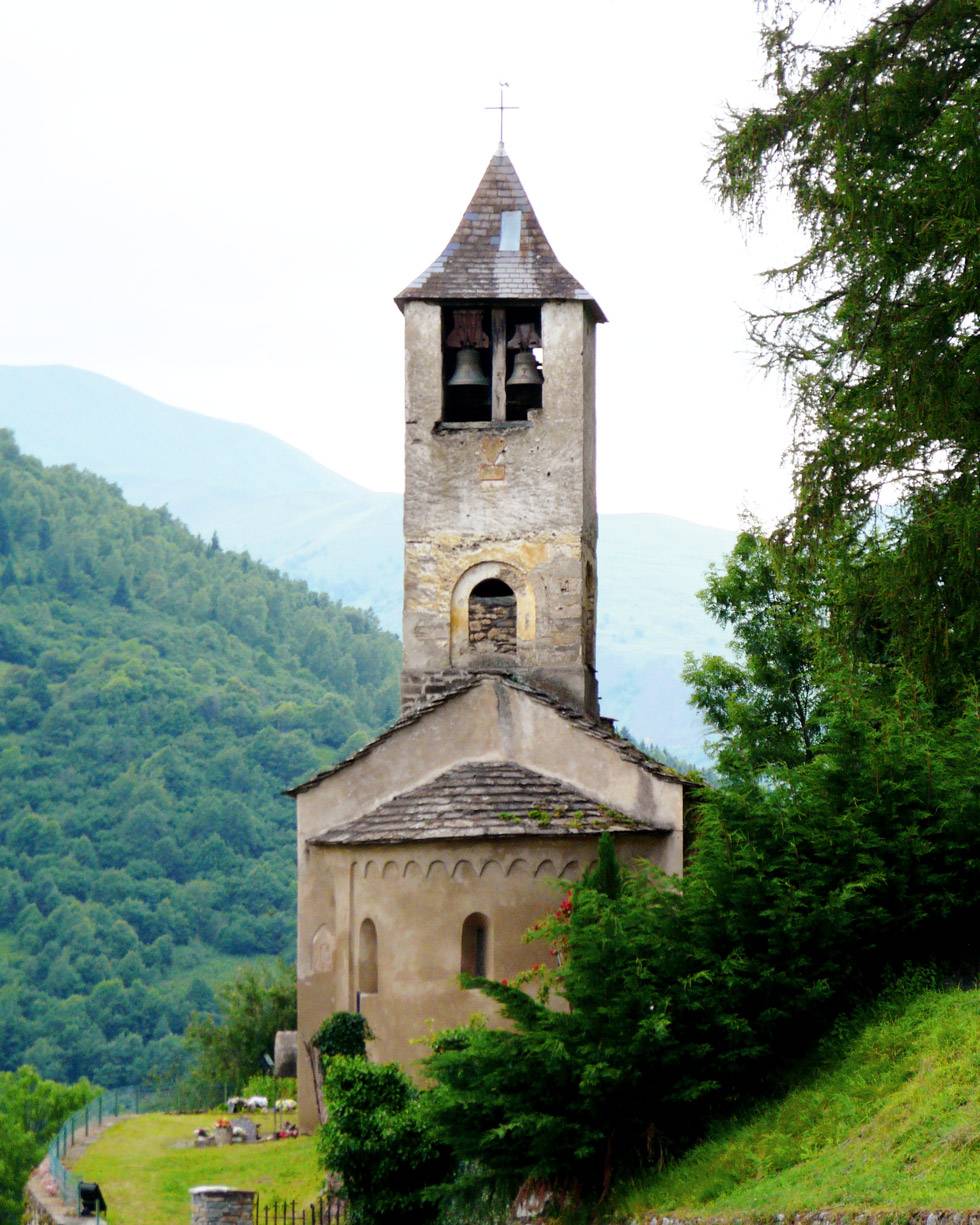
442,305,542,424
443,308,491,422
468,579,516,655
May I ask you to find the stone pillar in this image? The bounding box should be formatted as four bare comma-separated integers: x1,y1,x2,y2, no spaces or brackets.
189,1186,255,1225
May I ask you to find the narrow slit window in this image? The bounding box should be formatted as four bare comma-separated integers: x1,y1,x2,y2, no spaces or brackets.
358,917,378,994
461,913,489,977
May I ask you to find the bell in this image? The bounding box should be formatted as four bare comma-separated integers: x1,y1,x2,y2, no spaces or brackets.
448,348,489,386
506,351,542,386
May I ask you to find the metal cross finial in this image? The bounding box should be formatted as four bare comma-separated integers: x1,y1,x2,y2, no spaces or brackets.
485,82,518,144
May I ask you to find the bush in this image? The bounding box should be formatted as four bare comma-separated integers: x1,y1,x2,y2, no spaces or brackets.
317,1056,451,1225
313,1011,373,1061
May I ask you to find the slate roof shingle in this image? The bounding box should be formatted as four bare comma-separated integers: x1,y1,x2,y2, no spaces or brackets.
395,146,606,322
307,760,672,847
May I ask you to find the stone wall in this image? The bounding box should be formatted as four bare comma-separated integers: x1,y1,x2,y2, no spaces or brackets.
190,1186,255,1225
24,1184,60,1225
469,593,517,653
401,299,598,717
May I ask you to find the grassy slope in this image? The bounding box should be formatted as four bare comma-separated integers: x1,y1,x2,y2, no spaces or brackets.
620,988,980,1217
73,1111,321,1225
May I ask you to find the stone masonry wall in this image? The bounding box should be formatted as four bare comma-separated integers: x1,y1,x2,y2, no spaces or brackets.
469,594,517,653
190,1186,255,1225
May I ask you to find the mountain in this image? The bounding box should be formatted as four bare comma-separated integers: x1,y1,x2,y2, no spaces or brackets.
0,432,400,1086
0,366,736,760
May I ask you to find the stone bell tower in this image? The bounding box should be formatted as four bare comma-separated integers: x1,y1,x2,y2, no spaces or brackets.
395,144,605,717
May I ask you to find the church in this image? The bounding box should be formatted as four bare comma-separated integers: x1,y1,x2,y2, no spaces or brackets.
288,144,687,1132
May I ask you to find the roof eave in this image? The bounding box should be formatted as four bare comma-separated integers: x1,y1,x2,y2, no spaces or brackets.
307,823,674,848
393,292,606,325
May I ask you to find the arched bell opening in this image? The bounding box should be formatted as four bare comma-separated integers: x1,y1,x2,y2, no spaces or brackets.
468,579,517,655
358,917,378,995
460,912,490,977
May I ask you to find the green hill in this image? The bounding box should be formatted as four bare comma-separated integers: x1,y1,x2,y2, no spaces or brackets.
0,431,400,1086
620,985,980,1218
0,365,736,762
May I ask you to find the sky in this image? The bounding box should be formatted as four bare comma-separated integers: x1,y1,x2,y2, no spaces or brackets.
0,1,858,530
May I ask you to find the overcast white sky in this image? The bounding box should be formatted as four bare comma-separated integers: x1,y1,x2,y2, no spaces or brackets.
0,1,863,530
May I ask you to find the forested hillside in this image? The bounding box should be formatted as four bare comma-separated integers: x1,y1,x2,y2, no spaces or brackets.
0,431,400,1085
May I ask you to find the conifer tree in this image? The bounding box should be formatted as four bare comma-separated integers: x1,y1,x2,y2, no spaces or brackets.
111,574,132,609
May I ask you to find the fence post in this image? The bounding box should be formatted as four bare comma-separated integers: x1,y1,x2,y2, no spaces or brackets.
85,1102,90,1136
98,1094,103,1126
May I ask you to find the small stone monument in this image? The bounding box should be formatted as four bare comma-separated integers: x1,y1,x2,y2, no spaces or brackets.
190,1185,255,1225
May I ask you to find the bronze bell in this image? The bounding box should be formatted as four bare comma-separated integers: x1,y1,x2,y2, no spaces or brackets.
506,350,542,386
448,348,489,387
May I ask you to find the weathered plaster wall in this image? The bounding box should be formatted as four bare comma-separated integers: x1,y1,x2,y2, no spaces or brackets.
401,300,598,715
297,830,666,1132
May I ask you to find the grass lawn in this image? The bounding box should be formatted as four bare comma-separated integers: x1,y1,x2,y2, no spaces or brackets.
619,987,980,1219
73,1110,322,1225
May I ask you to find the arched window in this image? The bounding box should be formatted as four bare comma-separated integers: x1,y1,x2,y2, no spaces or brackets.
468,579,516,655
358,918,378,994
460,913,490,977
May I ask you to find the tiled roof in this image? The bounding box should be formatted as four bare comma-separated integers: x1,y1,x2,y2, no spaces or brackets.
285,674,692,797
307,760,671,847
395,145,606,322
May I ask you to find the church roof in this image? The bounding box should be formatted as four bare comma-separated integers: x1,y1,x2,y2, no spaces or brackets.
395,145,606,322
285,673,691,798
306,760,672,847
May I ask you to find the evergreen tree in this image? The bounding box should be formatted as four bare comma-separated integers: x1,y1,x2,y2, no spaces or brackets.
110,574,132,609
710,0,979,701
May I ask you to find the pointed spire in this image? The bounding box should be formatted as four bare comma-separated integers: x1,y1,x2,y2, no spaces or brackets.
396,148,605,322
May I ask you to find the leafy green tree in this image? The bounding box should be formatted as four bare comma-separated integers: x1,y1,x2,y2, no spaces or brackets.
710,0,979,701
184,961,296,1089
0,1065,96,1225
683,530,824,775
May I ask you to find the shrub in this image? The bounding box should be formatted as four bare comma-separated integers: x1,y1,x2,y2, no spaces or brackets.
313,1011,373,1061
317,1056,451,1225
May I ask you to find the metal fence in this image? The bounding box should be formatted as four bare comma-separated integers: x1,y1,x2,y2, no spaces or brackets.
44,1083,174,1214
254,1195,346,1225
